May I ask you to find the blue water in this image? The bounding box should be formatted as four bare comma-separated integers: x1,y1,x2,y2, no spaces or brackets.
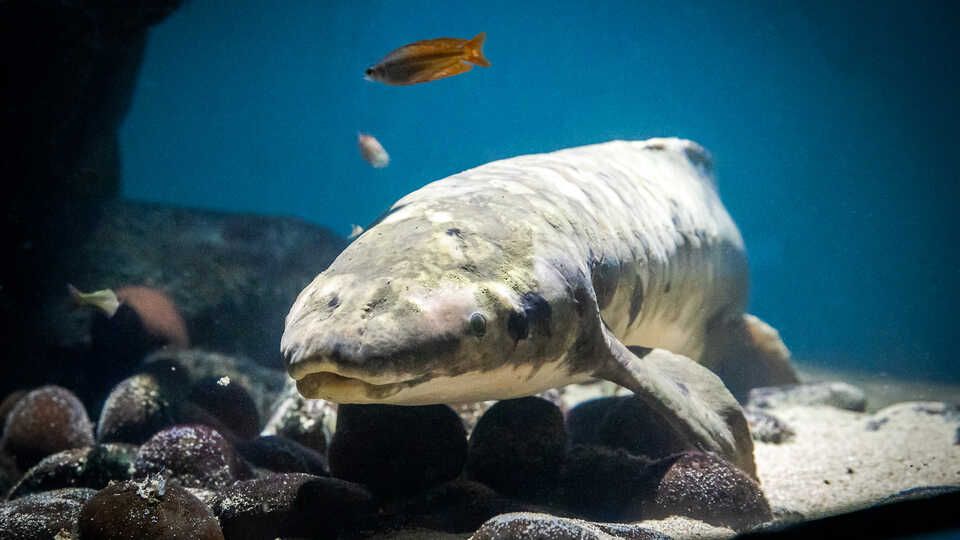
120,1,959,382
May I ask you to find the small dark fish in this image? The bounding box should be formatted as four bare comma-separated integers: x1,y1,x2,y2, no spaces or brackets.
364,32,491,86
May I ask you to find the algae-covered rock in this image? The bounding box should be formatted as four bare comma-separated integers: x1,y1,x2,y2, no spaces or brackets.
45,201,346,367
78,479,223,540
0,487,96,540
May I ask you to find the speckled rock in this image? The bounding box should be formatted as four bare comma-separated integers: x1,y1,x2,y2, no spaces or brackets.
144,349,286,421
45,200,346,367
79,478,224,539
236,435,328,476
465,397,566,500
261,378,335,455
188,376,260,440
745,407,795,444
96,373,184,445
649,451,771,531
747,381,867,412
329,404,467,498
566,396,688,459
470,512,670,540
133,425,250,490
1,386,94,469
7,443,137,500
211,473,375,540
556,445,669,521
400,479,543,534
0,487,96,539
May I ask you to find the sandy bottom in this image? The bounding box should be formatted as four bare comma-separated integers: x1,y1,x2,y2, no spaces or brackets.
374,366,960,539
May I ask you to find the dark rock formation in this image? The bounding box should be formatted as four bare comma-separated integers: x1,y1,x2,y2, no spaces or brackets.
465,397,566,501
48,201,346,370
0,0,185,399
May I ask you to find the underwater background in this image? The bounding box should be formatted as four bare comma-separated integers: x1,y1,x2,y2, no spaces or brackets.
121,0,959,382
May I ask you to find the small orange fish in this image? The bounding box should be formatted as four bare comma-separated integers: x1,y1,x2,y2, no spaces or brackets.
364,32,491,86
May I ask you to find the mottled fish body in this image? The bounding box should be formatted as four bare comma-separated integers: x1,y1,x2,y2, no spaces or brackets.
283,138,797,475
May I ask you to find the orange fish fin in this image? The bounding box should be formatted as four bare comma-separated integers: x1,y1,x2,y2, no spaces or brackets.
463,32,491,67
419,60,473,83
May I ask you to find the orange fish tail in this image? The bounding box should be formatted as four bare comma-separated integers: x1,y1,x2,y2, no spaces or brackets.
464,32,491,67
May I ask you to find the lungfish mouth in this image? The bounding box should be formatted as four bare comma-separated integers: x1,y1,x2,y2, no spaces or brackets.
292,363,428,403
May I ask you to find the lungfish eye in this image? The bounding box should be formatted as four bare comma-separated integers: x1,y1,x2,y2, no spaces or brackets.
468,312,487,337
364,67,374,76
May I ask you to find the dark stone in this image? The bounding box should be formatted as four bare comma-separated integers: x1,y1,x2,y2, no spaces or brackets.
134,424,251,490
79,479,224,540
42,201,346,370
648,451,771,531
470,512,670,540
329,404,467,498
555,445,669,521
236,436,329,476
96,373,184,445
566,396,688,458
0,0,183,401
0,487,97,540
211,473,375,540
465,397,566,500
400,479,543,534
1,386,94,469
144,349,286,422
745,407,795,444
7,443,137,500
188,376,261,440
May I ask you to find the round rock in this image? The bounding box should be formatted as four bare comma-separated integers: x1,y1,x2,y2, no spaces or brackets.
212,473,374,540
1,386,94,469
401,479,541,534
567,396,688,458
96,373,183,445
7,443,137,499
78,479,223,540
236,435,329,476
134,424,250,490
329,404,467,498
649,451,771,531
0,487,97,540
188,376,260,440
556,445,671,521
471,512,669,540
466,397,566,500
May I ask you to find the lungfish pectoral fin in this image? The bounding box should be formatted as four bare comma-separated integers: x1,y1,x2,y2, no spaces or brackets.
593,327,756,478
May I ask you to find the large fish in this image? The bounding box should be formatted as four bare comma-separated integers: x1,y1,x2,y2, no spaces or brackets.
282,138,797,475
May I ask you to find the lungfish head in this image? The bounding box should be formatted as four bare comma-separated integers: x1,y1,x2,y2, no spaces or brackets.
281,220,584,404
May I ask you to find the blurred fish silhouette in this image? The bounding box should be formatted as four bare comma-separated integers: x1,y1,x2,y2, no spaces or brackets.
364,32,491,86
358,133,390,168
